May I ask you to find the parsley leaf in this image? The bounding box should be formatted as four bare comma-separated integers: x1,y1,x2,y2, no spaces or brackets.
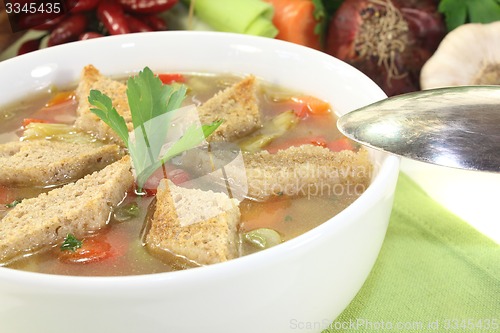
89,67,222,190
159,119,223,163
136,120,223,187
439,0,500,31
125,68,188,182
126,67,187,162
88,90,129,144
5,199,22,208
60,233,83,252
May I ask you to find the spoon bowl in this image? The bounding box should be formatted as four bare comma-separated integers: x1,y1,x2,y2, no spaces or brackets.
337,86,500,173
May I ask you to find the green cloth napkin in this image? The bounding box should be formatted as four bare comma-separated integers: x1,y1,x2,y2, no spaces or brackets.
325,172,500,333
192,0,278,37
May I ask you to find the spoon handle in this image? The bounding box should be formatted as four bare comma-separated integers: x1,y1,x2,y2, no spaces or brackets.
337,86,500,173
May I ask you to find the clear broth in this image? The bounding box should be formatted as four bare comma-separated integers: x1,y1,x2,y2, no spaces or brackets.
1,73,362,276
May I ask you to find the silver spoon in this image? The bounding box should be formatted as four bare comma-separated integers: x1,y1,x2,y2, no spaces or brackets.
337,86,500,173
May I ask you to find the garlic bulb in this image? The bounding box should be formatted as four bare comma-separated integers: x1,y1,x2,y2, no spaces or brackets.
420,21,500,89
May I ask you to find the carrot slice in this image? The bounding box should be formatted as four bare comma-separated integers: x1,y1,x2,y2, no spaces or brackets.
240,196,292,232
291,95,331,117
22,118,48,127
264,0,322,50
45,91,75,107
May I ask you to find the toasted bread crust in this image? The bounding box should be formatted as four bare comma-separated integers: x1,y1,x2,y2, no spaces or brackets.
243,145,373,200
0,156,134,264
145,180,240,266
198,75,262,141
74,65,133,144
0,139,123,187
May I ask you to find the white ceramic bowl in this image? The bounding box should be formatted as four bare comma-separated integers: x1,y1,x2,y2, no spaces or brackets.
0,31,399,333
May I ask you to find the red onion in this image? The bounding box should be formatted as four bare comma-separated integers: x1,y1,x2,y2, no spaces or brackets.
325,0,446,96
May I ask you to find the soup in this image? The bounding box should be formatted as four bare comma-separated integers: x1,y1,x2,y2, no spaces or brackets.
0,68,371,276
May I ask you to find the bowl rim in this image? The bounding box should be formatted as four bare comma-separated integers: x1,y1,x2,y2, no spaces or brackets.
0,31,400,288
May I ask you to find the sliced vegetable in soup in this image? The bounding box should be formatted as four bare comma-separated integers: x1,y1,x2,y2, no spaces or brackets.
0,66,372,276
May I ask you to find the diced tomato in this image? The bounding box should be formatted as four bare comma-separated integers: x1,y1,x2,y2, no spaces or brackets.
140,187,158,197
140,165,168,196
126,184,138,196
22,118,48,127
157,73,185,85
327,137,355,152
58,234,112,264
140,165,191,196
168,168,190,185
291,95,332,118
266,136,328,153
45,91,75,107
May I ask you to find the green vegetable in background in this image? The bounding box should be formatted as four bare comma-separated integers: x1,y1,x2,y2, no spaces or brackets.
190,0,278,37
321,0,344,17
312,0,327,38
439,0,500,31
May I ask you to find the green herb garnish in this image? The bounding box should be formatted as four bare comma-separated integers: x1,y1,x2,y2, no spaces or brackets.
60,233,83,252
88,90,130,145
136,119,223,186
5,199,22,208
113,202,140,222
439,0,500,31
88,67,222,190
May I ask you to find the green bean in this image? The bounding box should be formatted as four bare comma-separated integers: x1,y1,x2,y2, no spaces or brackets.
238,110,298,152
243,228,282,249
